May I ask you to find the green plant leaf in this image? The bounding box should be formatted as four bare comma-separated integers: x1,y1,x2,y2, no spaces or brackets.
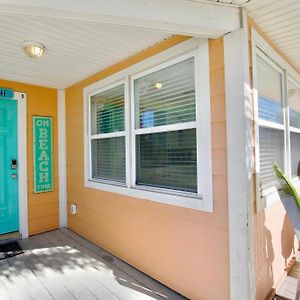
273,162,300,209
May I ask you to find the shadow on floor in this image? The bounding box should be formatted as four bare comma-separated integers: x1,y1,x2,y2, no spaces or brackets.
0,228,187,300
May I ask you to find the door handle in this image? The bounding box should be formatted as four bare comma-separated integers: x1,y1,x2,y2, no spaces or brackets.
11,174,17,179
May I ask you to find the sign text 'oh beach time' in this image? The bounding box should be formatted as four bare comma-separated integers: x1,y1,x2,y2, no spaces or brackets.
33,116,53,193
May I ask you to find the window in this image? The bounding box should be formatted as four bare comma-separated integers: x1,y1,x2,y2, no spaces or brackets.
256,53,285,189
133,58,198,193
85,44,212,211
90,84,126,184
289,79,300,178
253,40,300,205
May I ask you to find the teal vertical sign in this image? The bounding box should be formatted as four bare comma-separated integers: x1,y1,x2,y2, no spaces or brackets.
33,116,53,193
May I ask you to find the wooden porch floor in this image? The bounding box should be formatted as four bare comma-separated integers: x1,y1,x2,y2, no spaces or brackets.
275,260,300,300
0,229,186,300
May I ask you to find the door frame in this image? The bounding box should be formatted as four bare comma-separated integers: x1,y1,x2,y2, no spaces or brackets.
15,91,28,238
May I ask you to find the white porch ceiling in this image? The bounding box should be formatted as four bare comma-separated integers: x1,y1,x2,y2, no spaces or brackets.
207,0,300,73
0,0,298,89
246,0,300,73
0,0,240,89
0,16,171,89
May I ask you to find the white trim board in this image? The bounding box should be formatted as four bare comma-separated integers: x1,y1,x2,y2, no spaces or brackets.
224,12,255,299
13,92,28,238
0,0,240,38
58,89,67,228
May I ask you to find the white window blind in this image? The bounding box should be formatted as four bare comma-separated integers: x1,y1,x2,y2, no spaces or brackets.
91,137,125,182
259,127,285,189
290,132,300,177
133,57,198,193
91,85,124,134
90,84,126,183
256,52,284,188
257,55,283,124
136,129,197,193
289,80,300,128
289,80,300,177
134,57,196,128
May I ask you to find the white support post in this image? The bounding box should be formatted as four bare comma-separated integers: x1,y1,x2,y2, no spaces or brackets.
224,10,255,300
58,89,67,228
17,92,28,238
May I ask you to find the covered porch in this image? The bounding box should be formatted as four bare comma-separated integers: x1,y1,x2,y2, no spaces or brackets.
0,0,300,299
0,229,185,300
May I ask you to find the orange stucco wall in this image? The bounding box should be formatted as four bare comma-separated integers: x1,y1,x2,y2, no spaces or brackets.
247,19,299,299
65,35,230,299
0,79,59,235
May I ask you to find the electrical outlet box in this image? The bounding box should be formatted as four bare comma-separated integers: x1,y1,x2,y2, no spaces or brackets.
70,203,77,215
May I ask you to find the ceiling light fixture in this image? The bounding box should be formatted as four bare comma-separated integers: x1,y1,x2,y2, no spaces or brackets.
154,82,163,89
22,41,45,59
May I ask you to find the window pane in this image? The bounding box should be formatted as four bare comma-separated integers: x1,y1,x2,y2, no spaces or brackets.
291,132,300,178
136,129,197,193
257,55,283,123
134,58,196,129
259,126,284,189
91,137,125,183
91,85,124,134
288,80,300,128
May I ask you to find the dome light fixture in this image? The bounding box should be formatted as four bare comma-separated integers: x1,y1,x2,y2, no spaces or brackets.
154,82,163,89
22,41,45,59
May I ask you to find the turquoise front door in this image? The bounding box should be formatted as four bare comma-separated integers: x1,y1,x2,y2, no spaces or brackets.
0,98,19,235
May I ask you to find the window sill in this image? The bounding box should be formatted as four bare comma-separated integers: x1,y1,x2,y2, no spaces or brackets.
85,179,213,212
259,177,300,210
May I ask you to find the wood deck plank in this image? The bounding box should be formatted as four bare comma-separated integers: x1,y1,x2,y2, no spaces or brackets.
0,282,11,300
34,232,118,300
18,238,76,300
0,229,186,300
6,255,53,300
44,230,161,300
0,259,32,300
60,228,185,300
30,234,99,300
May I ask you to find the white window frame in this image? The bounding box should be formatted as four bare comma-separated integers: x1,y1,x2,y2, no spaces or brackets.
130,52,202,198
288,76,300,135
252,29,300,210
88,79,128,186
288,76,300,178
83,38,213,212
0,91,28,238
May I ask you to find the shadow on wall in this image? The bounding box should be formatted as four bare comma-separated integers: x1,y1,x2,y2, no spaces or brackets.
281,214,296,266
255,211,275,298
255,206,296,299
